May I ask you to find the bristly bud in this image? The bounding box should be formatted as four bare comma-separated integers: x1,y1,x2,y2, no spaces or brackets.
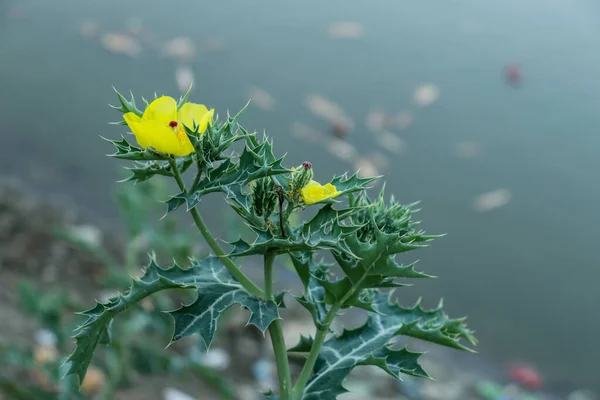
291,161,314,191
251,178,277,219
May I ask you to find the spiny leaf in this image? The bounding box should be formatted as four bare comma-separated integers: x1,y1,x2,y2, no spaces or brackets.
110,87,143,124
290,252,329,326
103,136,169,161
66,256,279,387
121,157,193,184
301,291,475,400
288,334,315,353
165,139,289,215
169,257,280,346
229,205,360,258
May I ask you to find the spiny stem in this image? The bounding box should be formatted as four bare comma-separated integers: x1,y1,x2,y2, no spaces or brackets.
264,251,292,400
168,158,265,299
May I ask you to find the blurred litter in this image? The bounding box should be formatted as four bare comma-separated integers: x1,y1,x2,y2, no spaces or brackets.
162,37,196,62
376,131,407,155
413,84,440,107
474,189,512,212
328,22,365,39
175,66,195,93
509,364,543,390
248,87,275,111
306,95,354,130
101,33,142,58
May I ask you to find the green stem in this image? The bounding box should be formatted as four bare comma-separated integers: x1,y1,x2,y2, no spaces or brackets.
264,251,292,400
291,306,338,399
292,274,367,399
168,158,265,299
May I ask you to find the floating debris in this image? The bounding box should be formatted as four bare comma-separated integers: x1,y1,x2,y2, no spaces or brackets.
369,151,390,172
354,157,379,178
162,37,196,61
291,122,321,143
454,141,483,158
248,86,275,111
78,19,99,38
474,189,512,212
306,95,353,129
163,387,195,400
376,131,407,155
509,364,542,390
201,348,230,370
332,120,350,139
328,21,365,39
504,64,523,87
101,33,142,58
413,83,440,107
175,66,195,93
326,139,358,162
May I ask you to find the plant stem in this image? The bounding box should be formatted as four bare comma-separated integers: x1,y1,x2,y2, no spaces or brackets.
292,274,366,399
265,251,292,400
168,158,265,299
291,306,338,399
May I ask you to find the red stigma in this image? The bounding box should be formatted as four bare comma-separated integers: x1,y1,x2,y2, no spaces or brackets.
169,120,178,128
302,161,312,169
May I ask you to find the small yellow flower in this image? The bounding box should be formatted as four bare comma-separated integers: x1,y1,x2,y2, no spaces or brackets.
300,180,341,205
123,96,214,157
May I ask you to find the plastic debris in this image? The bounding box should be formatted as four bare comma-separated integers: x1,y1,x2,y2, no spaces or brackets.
306,95,353,129
79,20,99,38
253,359,275,391
366,109,386,133
568,389,598,400
291,122,321,143
474,189,512,212
175,66,195,93
354,158,379,178
376,131,407,155
162,37,196,61
202,347,230,370
248,86,275,111
326,139,358,162
82,365,107,395
328,22,365,38
163,387,195,400
332,120,350,139
101,33,142,58
413,83,440,107
509,364,542,390
392,110,413,130
34,329,57,347
454,141,483,158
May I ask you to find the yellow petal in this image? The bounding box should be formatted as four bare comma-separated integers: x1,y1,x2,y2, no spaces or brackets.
128,119,194,156
300,180,340,205
199,109,215,133
124,112,153,149
142,96,177,124
178,102,209,130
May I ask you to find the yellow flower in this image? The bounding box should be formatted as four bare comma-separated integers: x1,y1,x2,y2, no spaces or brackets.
123,96,214,157
300,180,341,205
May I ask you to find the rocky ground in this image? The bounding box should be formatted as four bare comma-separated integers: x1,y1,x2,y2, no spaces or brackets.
0,176,595,400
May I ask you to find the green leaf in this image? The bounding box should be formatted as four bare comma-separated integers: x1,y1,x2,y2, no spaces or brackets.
103,136,170,161
169,257,280,346
110,87,143,123
301,291,476,400
290,252,329,326
165,138,289,215
122,157,193,184
229,205,360,258
66,256,278,387
288,334,314,353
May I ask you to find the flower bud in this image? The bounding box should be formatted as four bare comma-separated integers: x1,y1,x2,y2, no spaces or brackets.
251,178,277,218
291,161,314,191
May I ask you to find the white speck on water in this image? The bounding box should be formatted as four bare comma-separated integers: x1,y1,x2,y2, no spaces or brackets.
354,158,379,178
101,33,142,58
175,66,194,93
248,87,275,110
474,189,512,212
413,83,440,107
326,139,358,161
376,131,407,155
455,141,483,158
161,37,196,61
306,95,353,129
328,22,365,39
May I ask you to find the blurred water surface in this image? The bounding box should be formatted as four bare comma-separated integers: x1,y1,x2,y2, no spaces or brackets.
1,0,599,390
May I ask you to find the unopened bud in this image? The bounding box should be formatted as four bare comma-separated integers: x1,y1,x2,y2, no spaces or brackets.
251,178,277,218
292,161,314,190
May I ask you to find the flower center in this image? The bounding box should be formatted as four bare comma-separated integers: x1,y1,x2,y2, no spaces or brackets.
169,120,178,128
